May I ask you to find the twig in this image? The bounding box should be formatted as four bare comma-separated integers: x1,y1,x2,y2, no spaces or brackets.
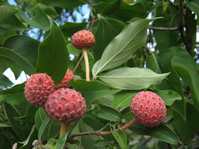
149,26,178,31
69,120,134,140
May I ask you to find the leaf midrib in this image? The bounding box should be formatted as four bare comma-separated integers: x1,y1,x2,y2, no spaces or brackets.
94,20,148,76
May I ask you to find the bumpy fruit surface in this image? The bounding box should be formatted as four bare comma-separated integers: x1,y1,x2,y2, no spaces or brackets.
57,69,74,88
71,30,95,49
45,88,86,122
24,73,55,106
130,91,167,127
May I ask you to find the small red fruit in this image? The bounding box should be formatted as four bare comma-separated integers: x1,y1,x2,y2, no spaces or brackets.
57,69,74,88
45,88,86,122
71,30,95,49
130,91,167,127
24,73,55,106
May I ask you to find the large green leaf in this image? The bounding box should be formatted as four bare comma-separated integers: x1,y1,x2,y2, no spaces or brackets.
99,67,169,90
37,23,68,83
0,47,35,76
92,19,149,78
4,35,39,66
91,16,125,60
132,124,179,145
171,48,199,110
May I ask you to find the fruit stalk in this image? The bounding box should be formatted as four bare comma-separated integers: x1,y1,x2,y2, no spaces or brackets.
60,123,69,137
83,48,90,81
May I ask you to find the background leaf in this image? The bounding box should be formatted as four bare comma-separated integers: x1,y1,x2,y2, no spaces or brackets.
157,90,182,106
131,124,179,145
4,35,39,66
0,47,35,76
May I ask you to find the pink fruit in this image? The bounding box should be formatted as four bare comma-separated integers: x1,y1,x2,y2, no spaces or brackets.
57,69,74,88
130,91,167,127
24,73,55,106
71,30,95,49
45,88,86,122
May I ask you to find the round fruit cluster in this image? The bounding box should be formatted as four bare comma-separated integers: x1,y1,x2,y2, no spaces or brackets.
130,91,167,127
24,69,86,123
24,29,167,128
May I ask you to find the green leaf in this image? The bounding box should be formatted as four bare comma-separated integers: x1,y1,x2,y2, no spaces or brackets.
71,80,119,104
56,133,69,149
171,101,199,143
37,23,68,83
92,19,149,77
0,84,25,105
157,47,183,92
90,0,118,14
99,67,169,90
146,52,161,73
19,4,50,30
153,4,179,50
38,0,84,9
4,103,25,138
91,16,125,60
112,92,135,111
0,47,35,76
4,103,35,140
35,108,59,140
94,105,121,122
132,124,179,145
38,116,50,140
0,5,24,30
0,75,13,90
61,22,86,37
157,90,182,106
4,35,39,66
171,48,199,110
112,130,128,149
110,1,152,21
187,0,199,15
